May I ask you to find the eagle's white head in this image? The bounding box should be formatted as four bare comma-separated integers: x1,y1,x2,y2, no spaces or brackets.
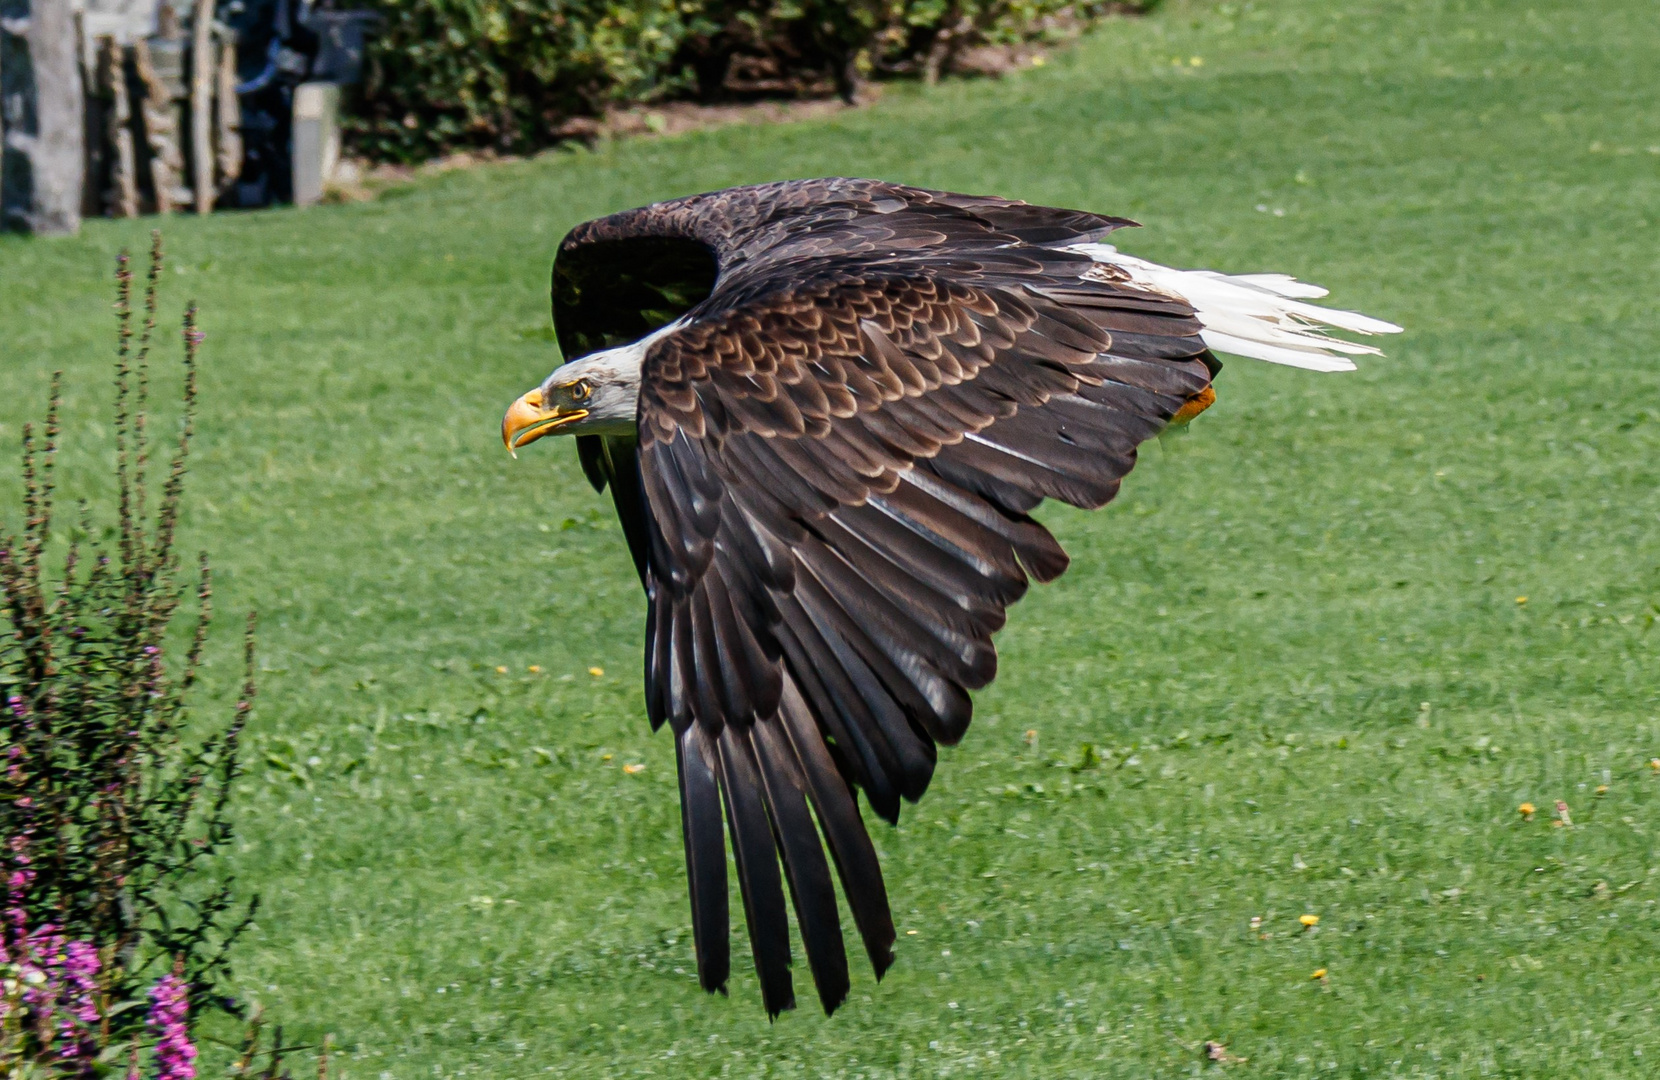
501,319,683,453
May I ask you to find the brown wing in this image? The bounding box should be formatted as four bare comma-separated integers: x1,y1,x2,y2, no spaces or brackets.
633,246,1215,1016
551,178,1138,354
552,179,1145,566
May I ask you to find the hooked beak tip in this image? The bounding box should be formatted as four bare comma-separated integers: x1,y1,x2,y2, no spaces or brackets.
502,389,543,457
502,387,586,456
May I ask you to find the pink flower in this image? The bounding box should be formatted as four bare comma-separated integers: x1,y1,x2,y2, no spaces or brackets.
64,939,101,1026
147,971,197,1080
20,923,64,1002
35,935,103,1062
14,923,70,1057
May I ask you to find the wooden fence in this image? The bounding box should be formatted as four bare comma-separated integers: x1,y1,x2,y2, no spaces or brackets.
1,0,241,235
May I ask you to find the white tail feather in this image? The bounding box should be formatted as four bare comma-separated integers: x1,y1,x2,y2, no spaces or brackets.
1196,331,1357,372
1066,243,1402,371
1227,273,1330,299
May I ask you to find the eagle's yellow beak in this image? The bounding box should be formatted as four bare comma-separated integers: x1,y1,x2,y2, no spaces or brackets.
502,388,588,457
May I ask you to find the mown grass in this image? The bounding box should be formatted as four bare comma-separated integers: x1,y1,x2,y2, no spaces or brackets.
2,0,1658,1074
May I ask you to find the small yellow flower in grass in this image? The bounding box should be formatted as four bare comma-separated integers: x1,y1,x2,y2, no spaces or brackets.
1649,758,1660,772
601,753,613,762
495,665,508,674
588,666,604,677
622,763,645,775
1310,968,1327,980
1595,784,1608,796
1515,596,1528,605
528,665,542,674
1518,801,1536,818
1299,914,1320,929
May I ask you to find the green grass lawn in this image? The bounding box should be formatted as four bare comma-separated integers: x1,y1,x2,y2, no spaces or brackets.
4,0,1659,1074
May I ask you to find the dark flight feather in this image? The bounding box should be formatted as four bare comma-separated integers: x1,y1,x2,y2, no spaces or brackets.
550,179,1216,1015
715,723,796,1017
747,717,850,1013
675,724,729,995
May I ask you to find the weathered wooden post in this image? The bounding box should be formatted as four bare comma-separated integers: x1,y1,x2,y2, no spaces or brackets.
189,0,211,213
212,22,240,202
133,2,188,213
0,0,86,235
96,34,138,217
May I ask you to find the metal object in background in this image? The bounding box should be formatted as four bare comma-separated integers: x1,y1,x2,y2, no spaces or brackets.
219,0,377,208
220,0,308,207
306,7,376,84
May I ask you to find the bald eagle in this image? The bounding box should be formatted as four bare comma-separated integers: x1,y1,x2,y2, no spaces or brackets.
501,179,1400,1017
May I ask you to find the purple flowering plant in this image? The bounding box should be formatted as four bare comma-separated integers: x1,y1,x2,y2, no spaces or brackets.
1,237,258,1073
1,924,207,1077
147,969,197,1080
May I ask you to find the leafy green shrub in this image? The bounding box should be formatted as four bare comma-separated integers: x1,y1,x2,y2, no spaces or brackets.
350,0,693,161
0,235,258,1072
347,0,1155,162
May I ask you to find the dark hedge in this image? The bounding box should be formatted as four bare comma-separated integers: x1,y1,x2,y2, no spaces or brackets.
344,1,1153,162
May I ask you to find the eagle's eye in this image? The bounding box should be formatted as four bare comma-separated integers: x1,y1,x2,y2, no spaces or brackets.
568,380,592,402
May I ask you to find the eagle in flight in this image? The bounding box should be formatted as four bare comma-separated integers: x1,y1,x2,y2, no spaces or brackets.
501,179,1400,1017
